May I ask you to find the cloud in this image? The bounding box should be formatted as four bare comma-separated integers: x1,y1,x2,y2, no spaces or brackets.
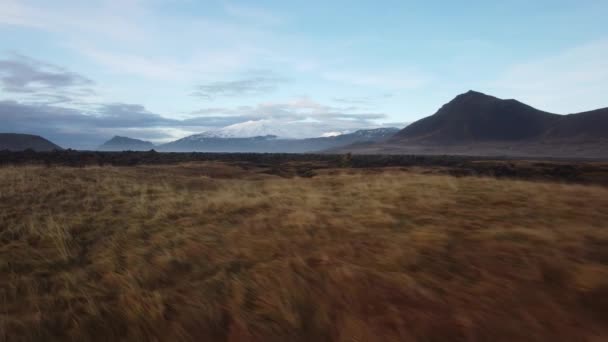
76,43,268,82
182,113,261,127
332,93,394,105
185,97,388,138
489,40,608,113
190,97,386,122
322,69,431,90
223,3,285,26
0,100,182,149
0,54,384,146
332,97,373,105
78,48,185,81
0,54,94,95
1,94,388,148
207,118,387,139
0,97,250,149
1,1,280,80
192,72,287,99
0,0,149,42
0,0,52,29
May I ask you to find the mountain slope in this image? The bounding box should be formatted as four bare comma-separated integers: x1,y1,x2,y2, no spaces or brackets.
544,108,608,141
393,91,560,143
0,133,62,151
159,135,279,153
194,120,292,139
336,91,608,158
98,136,155,151
159,128,400,153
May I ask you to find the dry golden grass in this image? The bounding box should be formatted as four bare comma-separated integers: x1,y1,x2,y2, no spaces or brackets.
1,163,608,341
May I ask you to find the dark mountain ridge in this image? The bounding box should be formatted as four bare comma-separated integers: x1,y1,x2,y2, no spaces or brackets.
334,91,608,158
544,107,608,141
0,133,62,151
98,136,155,151
393,91,563,143
392,90,608,144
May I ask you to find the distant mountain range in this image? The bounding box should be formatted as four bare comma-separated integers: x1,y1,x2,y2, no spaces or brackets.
0,128,399,153
190,120,293,139
334,91,608,158
0,133,62,151
158,128,400,153
98,136,155,151
3,90,607,158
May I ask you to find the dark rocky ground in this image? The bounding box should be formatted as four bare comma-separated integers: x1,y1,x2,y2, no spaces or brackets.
2,150,608,186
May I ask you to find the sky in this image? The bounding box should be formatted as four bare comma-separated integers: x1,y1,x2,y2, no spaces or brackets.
1,0,607,149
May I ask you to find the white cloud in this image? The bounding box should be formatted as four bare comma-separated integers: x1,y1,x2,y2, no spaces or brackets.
223,3,285,26
321,131,344,137
0,0,149,42
184,96,390,138
192,72,287,99
322,69,431,90
73,43,268,81
0,0,48,29
0,53,98,105
78,48,185,81
1,1,434,129
190,96,386,122
197,118,382,139
489,40,608,113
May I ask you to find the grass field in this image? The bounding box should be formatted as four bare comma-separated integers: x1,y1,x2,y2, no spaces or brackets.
1,162,608,341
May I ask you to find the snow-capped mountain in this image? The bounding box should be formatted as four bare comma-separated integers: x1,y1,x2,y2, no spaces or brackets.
187,120,292,140
347,127,401,139
159,127,400,152
321,131,348,137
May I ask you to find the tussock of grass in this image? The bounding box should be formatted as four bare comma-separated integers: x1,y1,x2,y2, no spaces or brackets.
1,164,608,341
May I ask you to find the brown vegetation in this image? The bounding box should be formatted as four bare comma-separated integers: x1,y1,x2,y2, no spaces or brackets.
1,162,608,341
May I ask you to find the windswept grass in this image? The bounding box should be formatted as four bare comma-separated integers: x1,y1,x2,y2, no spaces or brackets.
1,163,608,341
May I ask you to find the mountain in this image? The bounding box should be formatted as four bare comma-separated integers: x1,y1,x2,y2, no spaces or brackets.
392,91,560,142
196,120,292,139
0,133,62,151
336,127,401,140
160,135,280,152
159,128,400,153
544,107,608,141
98,136,155,151
334,91,608,158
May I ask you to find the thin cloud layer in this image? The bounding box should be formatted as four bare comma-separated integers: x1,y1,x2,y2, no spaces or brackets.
0,54,94,95
0,100,178,149
0,53,390,148
1,0,606,127
188,97,386,125
489,40,608,114
192,73,287,100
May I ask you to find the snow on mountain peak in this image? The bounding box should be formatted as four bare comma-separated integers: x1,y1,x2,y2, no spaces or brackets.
188,120,291,140
184,120,401,142
321,131,346,137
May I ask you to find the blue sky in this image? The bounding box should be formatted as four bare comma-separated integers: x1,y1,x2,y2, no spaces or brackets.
1,0,607,148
